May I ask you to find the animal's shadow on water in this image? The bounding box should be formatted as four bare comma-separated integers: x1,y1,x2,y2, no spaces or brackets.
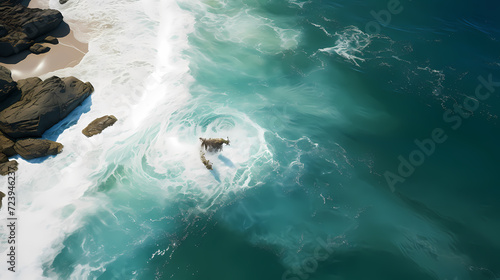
210,168,221,183
27,97,92,164
209,155,235,182
218,154,235,168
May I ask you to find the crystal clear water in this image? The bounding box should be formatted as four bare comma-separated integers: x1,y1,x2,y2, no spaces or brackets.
1,0,500,279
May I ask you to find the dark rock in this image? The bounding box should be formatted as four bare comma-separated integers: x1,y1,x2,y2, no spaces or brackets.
0,76,94,138
0,4,63,57
82,115,117,137
44,35,58,44
59,0,68,4
0,153,7,163
14,138,63,160
0,65,17,102
0,159,17,176
0,131,15,156
0,40,16,57
0,75,33,112
0,191,4,209
29,43,50,54
0,24,7,37
17,76,42,97
0,90,20,112
0,0,22,7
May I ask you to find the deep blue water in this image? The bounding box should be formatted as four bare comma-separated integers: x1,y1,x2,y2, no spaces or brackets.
43,0,500,279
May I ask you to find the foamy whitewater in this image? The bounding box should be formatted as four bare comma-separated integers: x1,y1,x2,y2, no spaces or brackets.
1,0,272,277
1,0,499,279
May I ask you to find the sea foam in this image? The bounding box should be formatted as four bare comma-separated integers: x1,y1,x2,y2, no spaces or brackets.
0,0,196,278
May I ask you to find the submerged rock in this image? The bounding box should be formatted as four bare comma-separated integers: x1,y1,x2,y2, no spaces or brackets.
14,138,63,160
82,115,117,137
0,76,94,138
0,3,63,57
0,159,17,176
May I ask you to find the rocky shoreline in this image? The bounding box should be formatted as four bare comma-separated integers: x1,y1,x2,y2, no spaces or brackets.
0,65,93,175
0,0,113,177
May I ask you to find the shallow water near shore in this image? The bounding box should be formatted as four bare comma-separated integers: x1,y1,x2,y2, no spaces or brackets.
1,0,500,279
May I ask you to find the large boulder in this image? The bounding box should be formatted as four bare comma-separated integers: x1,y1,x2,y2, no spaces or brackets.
82,115,117,137
14,138,63,160
0,4,63,57
0,76,94,138
0,65,17,102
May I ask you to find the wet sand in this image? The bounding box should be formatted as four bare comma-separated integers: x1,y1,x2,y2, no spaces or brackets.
0,0,88,80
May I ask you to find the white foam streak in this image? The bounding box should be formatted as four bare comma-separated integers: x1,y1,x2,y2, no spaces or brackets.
0,0,196,278
1,0,276,277
191,4,301,54
319,26,372,66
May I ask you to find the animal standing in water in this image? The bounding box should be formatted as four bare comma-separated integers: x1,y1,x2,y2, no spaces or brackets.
199,137,230,170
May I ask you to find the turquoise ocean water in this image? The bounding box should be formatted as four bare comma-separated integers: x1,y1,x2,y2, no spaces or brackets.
1,0,500,279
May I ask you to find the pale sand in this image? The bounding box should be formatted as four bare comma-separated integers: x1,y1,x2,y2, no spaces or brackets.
0,0,88,80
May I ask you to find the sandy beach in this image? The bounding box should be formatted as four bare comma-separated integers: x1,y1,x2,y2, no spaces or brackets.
0,0,88,80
